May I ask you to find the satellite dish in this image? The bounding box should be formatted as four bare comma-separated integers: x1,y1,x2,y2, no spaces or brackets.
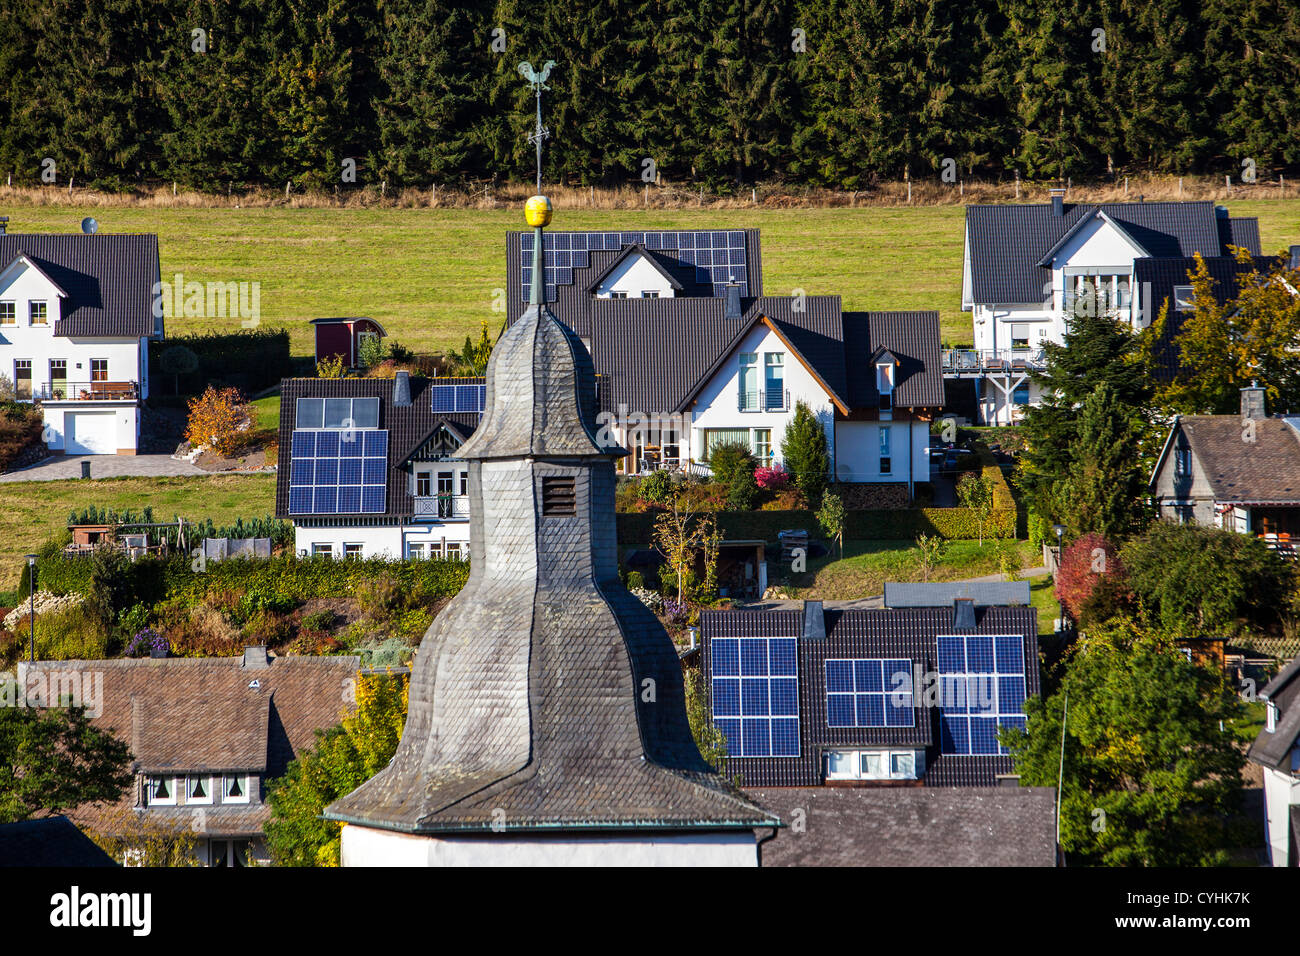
80,217,98,235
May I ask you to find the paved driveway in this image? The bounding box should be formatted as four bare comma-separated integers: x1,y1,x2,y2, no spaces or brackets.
0,454,207,482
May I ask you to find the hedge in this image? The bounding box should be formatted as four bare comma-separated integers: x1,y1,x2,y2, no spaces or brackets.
149,329,291,396
617,443,1018,546
24,552,470,607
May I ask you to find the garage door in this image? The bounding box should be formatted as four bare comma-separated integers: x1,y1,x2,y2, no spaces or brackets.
67,412,116,455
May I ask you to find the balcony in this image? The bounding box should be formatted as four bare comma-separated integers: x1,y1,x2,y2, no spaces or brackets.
413,494,470,520
739,386,789,412
941,349,1047,375
34,380,140,402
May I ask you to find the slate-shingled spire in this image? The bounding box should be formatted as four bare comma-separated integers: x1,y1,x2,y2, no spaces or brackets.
326,199,774,836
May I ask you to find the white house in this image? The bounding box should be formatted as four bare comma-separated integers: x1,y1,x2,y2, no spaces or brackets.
277,372,483,560
959,194,1261,424
0,228,162,454
1249,654,1300,866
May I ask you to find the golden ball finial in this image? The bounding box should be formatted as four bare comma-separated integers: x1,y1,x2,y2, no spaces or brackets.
525,194,553,227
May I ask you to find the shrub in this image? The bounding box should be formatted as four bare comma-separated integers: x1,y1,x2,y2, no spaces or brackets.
781,401,830,506
300,609,337,632
708,442,755,488
33,606,107,660
357,571,406,621
243,611,295,647
754,464,790,491
171,604,245,657
126,628,169,658
316,354,346,378
1055,533,1123,620
357,335,387,368
639,469,675,505
0,405,44,472
625,571,645,591
725,469,759,511
185,385,253,456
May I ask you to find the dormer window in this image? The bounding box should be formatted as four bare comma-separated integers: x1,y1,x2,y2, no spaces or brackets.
1266,700,1278,733
29,301,48,326
1173,285,1196,310
223,774,250,803
187,775,213,804
876,360,895,412
147,776,176,806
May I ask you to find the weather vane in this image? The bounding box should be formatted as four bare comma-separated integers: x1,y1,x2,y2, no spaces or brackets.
518,60,555,193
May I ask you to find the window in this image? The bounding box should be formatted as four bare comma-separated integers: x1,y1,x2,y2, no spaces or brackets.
295,397,379,430
824,749,922,781
610,291,628,299
49,359,66,396
1010,324,1030,349
343,543,363,560
1266,701,1278,733
825,659,914,728
877,360,893,411
407,542,426,560
1180,647,1193,663
1012,384,1030,406
710,637,800,757
879,426,892,475
459,471,468,497
90,359,108,383
764,353,785,410
753,429,772,462
416,471,431,497
703,428,749,460
1173,285,1196,310
14,360,30,399
209,839,250,868
860,752,883,778
1174,447,1192,478
0,302,13,325
739,352,758,410
641,291,659,298
311,543,333,556
937,634,1028,756
29,301,48,326
541,475,576,516
222,774,249,803
445,542,461,560
428,541,444,559
147,776,176,806
187,775,213,805
890,752,915,777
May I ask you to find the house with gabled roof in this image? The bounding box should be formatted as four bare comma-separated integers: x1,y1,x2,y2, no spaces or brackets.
1149,385,1300,547
506,229,944,496
19,648,361,867
0,223,163,454
958,194,1263,424
275,371,484,559
1248,653,1300,866
700,595,1040,789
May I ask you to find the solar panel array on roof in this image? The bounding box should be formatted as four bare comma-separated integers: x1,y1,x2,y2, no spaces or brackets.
288,429,388,515
711,636,800,757
430,383,486,414
520,230,749,302
936,634,1027,756
825,658,914,728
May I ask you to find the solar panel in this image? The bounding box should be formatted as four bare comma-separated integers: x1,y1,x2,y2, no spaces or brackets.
288,428,388,515
936,634,1029,756
710,636,799,757
519,230,750,302
825,659,914,728
430,383,486,414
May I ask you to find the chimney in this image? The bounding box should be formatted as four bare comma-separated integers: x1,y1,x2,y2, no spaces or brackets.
802,600,826,641
1289,245,1300,271
393,369,411,407
242,645,270,669
1241,382,1266,421
1049,187,1066,217
953,597,976,632
725,280,742,319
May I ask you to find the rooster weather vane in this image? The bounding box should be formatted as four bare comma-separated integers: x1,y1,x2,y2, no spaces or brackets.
518,60,556,192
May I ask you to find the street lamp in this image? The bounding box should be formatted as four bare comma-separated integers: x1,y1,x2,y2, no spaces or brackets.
1051,526,1065,633
24,553,36,661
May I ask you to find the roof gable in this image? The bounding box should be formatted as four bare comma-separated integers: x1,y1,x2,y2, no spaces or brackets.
585,244,684,294
0,252,70,298
1036,209,1152,266
1170,415,1300,503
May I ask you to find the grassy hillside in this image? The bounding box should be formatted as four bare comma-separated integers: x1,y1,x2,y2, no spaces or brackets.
0,474,276,589
7,200,1297,356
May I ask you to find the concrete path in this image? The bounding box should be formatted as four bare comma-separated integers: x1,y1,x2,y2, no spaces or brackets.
0,454,207,482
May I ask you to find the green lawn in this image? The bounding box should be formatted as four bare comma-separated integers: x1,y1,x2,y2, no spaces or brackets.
7,199,1296,357
0,474,277,590
784,538,1041,601
1028,574,1060,638
251,394,281,431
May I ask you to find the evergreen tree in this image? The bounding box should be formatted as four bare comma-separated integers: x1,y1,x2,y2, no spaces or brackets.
1060,383,1147,539
780,401,830,506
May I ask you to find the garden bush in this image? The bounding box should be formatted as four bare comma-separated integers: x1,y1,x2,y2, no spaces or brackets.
709,442,755,488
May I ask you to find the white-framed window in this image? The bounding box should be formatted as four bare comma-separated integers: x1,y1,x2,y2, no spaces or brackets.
446,542,462,561
343,543,364,560
825,749,923,781
1173,285,1196,310
222,774,250,804
641,291,659,299
311,543,333,557
428,541,444,559
610,291,628,299
879,426,892,475
146,776,177,806
29,301,48,326
187,775,213,805
753,428,772,462
1266,701,1278,733
90,358,108,382
208,839,250,868
764,353,785,410
0,301,14,326
877,361,894,411
13,359,31,399
739,352,758,411
407,542,426,560
416,471,431,497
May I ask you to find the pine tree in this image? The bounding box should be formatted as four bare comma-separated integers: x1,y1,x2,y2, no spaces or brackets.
1061,383,1147,539
780,401,830,506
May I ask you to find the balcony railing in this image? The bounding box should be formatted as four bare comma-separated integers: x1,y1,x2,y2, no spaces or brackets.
739,386,789,412
413,494,470,520
33,380,140,402
941,349,1047,373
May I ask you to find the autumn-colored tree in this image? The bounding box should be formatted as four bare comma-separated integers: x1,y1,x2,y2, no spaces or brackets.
316,354,346,378
185,386,253,456
652,498,721,605
915,533,945,582
265,672,408,867
1054,532,1125,621
89,804,202,866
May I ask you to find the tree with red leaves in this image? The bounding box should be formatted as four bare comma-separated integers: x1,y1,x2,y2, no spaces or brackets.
1054,532,1127,621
